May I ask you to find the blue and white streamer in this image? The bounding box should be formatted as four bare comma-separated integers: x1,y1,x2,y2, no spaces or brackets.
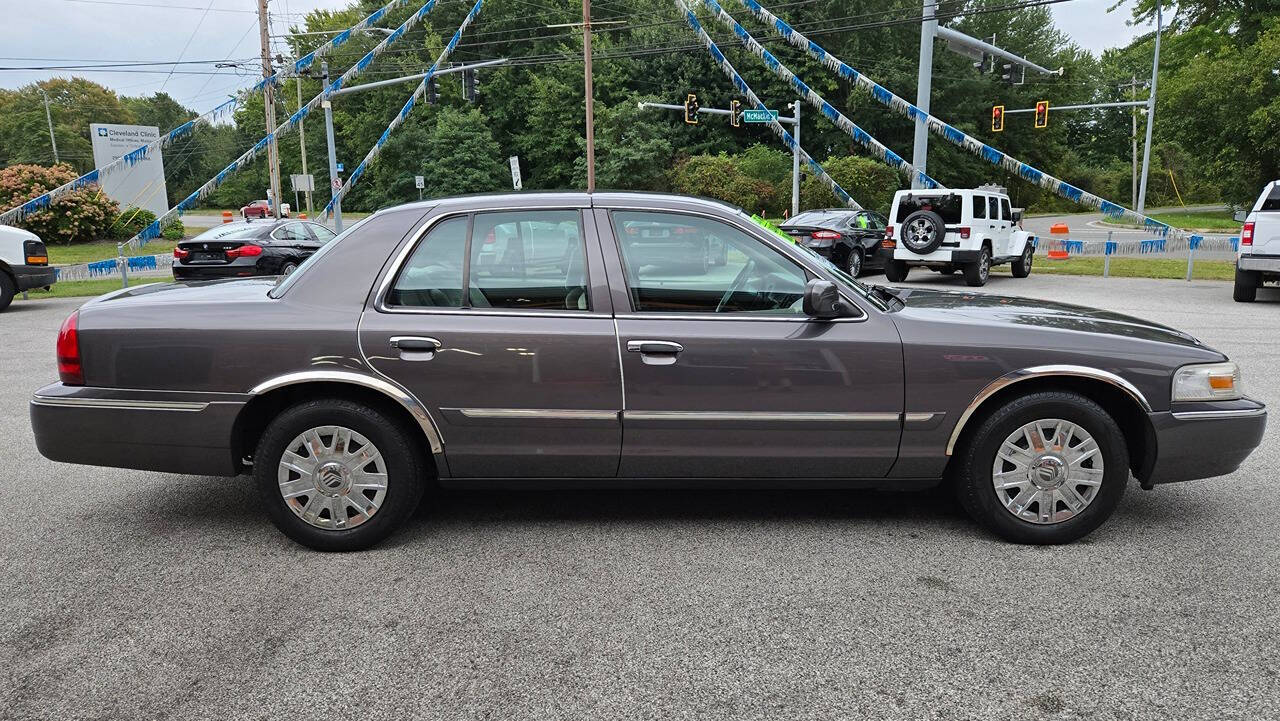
0,0,414,228
730,0,1198,247
53,252,173,282
675,0,859,209
324,0,487,218
697,0,939,191
1038,234,1240,257
124,0,442,247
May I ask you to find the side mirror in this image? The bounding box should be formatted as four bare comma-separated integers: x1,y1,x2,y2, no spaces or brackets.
1234,210,1248,223
1011,209,1023,223
803,278,849,319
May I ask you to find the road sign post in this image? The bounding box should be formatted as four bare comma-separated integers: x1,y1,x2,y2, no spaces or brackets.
415,174,425,200
509,156,522,190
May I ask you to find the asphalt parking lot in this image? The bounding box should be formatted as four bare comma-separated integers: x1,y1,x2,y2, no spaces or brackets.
2,274,1277,720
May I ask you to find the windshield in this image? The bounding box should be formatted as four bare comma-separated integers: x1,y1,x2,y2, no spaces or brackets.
268,216,371,298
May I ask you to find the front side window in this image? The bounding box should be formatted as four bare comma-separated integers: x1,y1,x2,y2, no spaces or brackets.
612,211,808,314
1000,198,1012,221
387,211,589,311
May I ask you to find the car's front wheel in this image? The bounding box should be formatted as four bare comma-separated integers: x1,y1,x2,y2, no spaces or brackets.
0,272,15,312
1011,245,1034,278
253,398,427,551
954,391,1128,544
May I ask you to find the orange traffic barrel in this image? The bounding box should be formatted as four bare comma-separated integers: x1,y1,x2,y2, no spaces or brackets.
1049,223,1069,234
1047,249,1070,259
221,210,233,224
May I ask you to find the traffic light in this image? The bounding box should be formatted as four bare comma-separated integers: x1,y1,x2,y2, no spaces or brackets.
463,68,477,103
991,105,1004,132
729,98,742,128
1034,100,1049,129
684,93,700,125
427,77,437,105
1000,63,1015,84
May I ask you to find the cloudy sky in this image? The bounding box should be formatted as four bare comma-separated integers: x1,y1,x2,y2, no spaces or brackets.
0,0,1152,115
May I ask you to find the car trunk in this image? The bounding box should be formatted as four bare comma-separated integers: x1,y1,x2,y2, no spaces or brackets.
177,239,256,265
781,225,840,249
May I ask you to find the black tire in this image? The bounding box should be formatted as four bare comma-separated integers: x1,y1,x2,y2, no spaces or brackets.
845,247,864,278
884,259,909,282
280,261,299,276
954,391,1129,544
1011,244,1034,278
963,245,992,287
1234,267,1258,302
899,210,947,255
253,398,427,551
0,272,14,312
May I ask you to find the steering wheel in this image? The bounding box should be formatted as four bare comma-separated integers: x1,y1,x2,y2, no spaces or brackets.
715,259,755,313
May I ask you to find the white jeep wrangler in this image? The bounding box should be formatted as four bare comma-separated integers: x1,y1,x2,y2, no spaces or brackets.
1233,180,1280,302
0,225,57,312
883,184,1035,287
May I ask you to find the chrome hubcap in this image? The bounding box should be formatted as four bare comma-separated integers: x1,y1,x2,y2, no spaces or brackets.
992,418,1103,525
277,425,388,530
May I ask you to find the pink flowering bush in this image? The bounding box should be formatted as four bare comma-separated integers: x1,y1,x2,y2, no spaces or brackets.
0,164,119,245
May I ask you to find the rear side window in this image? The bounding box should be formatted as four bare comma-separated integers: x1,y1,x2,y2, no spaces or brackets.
972,196,987,219
1261,185,1280,211
388,211,589,311
896,194,962,224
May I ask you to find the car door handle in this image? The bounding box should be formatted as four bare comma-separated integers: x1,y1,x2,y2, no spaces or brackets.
627,340,683,354
390,336,442,359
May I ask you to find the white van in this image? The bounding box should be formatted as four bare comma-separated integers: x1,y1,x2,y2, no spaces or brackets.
1233,180,1280,302
884,184,1035,287
0,225,57,311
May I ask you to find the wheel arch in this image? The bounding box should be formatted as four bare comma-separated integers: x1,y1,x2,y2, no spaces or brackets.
234,371,445,474
945,365,1156,480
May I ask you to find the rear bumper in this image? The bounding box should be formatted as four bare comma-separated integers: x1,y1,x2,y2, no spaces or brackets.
1142,399,1267,484
30,382,247,476
12,263,57,291
1238,255,1280,273
173,258,267,280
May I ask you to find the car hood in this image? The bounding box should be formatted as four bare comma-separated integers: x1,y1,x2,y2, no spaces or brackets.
85,277,278,307
887,286,1206,349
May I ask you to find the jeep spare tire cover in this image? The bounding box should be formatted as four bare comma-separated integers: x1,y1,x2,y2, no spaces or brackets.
900,209,946,254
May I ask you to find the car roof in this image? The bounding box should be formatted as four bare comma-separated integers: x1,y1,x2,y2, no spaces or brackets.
372,191,747,216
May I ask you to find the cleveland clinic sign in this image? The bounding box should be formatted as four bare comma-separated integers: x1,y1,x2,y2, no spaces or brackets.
89,124,169,218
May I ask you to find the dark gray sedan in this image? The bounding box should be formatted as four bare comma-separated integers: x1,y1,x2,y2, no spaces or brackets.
30,193,1266,551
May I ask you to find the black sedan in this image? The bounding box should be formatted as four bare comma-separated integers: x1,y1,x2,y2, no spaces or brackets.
781,209,889,277
173,220,337,280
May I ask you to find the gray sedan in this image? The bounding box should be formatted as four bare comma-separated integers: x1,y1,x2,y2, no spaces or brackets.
29,193,1267,550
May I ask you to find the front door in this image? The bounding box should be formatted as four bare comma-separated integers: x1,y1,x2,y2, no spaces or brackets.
360,207,622,478
597,208,904,479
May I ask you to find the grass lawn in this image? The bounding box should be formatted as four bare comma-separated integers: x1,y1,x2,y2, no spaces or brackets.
16,277,167,300
47,239,179,266
1102,209,1241,232
1001,256,1235,281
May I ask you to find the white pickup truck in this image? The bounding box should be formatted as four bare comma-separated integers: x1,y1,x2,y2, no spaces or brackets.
883,184,1035,287
0,225,57,311
1234,180,1280,302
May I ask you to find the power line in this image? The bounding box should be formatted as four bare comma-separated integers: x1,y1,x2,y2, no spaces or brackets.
52,0,310,15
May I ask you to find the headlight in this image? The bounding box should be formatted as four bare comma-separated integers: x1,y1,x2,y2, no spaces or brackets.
1172,362,1242,402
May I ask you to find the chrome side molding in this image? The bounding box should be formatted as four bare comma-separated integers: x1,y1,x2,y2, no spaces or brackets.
248,369,445,454
1170,408,1266,421
945,364,1153,456
456,408,619,421
30,396,209,412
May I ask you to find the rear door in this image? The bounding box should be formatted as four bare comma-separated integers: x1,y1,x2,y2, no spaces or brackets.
359,204,622,478
595,203,904,479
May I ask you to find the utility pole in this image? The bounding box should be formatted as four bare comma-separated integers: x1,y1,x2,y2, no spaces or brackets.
1118,75,1141,206
322,62,342,233
37,87,58,164
297,76,312,217
790,100,800,217
1137,0,1162,214
911,0,936,190
258,0,283,220
582,0,596,193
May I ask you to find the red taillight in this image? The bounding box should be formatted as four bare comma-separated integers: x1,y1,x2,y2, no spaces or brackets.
225,244,263,259
1242,221,1254,246
884,225,894,240
958,227,971,239
811,230,841,240
56,311,83,386
173,247,189,260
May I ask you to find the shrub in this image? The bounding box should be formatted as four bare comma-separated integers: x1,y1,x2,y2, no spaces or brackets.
799,155,902,215
0,164,119,244
669,154,779,215
107,207,184,241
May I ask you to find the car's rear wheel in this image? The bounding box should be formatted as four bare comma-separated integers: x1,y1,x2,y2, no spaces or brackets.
0,272,15,312
1234,267,1259,302
1011,245,1034,278
280,261,299,276
963,245,992,287
884,259,909,282
846,247,864,278
253,398,427,551
954,391,1128,544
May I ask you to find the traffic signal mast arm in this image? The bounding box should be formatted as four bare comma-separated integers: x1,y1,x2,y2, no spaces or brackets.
640,101,796,125
1001,100,1148,114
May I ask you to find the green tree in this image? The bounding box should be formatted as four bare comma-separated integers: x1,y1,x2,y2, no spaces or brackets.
420,107,506,198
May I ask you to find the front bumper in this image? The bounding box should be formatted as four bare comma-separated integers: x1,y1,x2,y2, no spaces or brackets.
30,382,247,476
1142,399,1267,484
12,263,57,291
